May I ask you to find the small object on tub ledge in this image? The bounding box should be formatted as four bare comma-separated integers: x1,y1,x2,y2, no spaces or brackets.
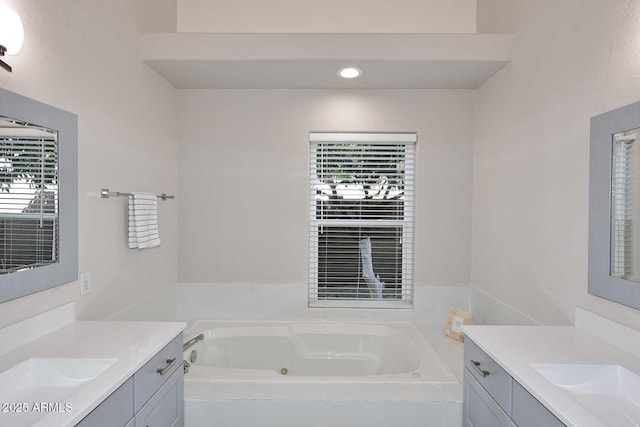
444,307,472,342
128,192,161,249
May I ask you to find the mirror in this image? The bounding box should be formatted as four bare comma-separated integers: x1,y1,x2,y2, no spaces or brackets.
589,102,640,310
610,127,640,282
0,88,77,303
0,116,59,274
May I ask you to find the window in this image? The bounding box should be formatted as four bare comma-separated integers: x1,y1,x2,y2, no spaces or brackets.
308,132,416,308
0,117,58,274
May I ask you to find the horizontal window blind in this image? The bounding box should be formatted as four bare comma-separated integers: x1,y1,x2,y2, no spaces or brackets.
309,133,416,308
612,133,635,279
0,126,58,274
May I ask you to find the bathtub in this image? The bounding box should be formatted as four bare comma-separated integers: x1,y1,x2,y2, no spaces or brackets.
182,320,462,427
183,320,456,384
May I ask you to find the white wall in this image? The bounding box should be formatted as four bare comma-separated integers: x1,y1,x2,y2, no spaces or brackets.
177,0,477,33
0,0,178,326
476,0,515,33
472,0,640,327
177,89,473,319
136,0,176,32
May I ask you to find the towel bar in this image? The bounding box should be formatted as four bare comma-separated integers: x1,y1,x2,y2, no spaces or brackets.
100,188,175,201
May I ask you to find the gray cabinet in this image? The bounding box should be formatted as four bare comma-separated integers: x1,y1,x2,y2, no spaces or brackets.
512,381,564,427
76,378,134,427
136,367,183,427
464,370,510,427
76,333,183,427
463,338,565,427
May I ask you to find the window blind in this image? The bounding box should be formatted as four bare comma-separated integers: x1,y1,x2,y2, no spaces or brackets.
612,133,635,278
308,132,416,308
0,125,58,274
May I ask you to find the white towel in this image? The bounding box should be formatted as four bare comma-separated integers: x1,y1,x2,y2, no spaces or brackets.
128,193,161,249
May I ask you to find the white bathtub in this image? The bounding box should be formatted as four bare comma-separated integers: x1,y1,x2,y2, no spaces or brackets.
182,320,462,427
183,320,457,384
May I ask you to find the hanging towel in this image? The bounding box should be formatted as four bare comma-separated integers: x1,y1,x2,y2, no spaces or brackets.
128,193,161,249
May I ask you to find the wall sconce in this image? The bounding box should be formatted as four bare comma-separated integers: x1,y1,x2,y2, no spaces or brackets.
0,3,24,72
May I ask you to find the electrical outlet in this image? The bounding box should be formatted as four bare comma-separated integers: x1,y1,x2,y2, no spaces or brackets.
80,272,92,296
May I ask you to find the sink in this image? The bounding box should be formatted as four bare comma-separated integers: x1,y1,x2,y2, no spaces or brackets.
0,358,118,390
0,358,117,425
531,363,640,426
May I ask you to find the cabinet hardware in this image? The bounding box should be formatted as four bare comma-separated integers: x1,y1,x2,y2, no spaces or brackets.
471,360,490,377
156,358,176,376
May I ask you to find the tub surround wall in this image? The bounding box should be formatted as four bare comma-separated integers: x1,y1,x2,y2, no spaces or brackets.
470,288,541,326
177,89,474,316
472,0,640,327
0,0,178,325
176,283,470,323
107,286,178,321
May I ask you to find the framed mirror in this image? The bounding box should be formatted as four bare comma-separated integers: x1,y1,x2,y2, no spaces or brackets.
0,88,77,303
589,101,640,310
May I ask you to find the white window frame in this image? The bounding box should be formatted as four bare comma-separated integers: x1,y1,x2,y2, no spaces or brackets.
308,132,416,308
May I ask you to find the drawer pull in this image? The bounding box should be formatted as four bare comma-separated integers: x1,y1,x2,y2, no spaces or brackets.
471,360,490,377
156,358,176,376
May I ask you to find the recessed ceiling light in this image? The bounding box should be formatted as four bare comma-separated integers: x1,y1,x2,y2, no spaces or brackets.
338,67,362,79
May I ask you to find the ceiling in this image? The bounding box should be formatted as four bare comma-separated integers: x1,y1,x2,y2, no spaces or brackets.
140,33,514,90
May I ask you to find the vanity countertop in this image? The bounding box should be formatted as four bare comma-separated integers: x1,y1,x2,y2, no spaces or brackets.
0,320,186,427
463,325,640,427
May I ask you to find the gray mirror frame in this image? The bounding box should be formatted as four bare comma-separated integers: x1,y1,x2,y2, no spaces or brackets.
589,101,640,310
0,88,78,303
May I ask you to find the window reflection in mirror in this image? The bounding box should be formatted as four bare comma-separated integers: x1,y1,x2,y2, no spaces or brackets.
611,127,640,282
0,116,58,274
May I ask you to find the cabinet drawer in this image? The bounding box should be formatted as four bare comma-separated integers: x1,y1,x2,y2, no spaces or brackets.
464,369,511,427
465,338,512,415
76,377,134,427
512,381,565,427
135,365,184,427
134,333,183,412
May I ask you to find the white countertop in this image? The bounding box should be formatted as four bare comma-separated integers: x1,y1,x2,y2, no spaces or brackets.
463,325,640,427
0,320,186,427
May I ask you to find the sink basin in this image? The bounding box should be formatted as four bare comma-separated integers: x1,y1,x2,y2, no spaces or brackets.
531,363,640,426
0,358,117,425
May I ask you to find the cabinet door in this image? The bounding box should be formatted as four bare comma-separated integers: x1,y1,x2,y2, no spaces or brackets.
76,377,134,427
465,338,512,414
463,369,511,427
135,365,184,427
135,334,183,412
512,381,565,427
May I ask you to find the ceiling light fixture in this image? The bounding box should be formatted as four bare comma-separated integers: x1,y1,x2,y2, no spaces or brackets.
338,67,362,79
0,3,24,72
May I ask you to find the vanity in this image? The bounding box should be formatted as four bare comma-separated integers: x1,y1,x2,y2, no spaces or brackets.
461,100,640,427
0,304,186,427
463,335,563,427
463,311,640,427
76,333,184,427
